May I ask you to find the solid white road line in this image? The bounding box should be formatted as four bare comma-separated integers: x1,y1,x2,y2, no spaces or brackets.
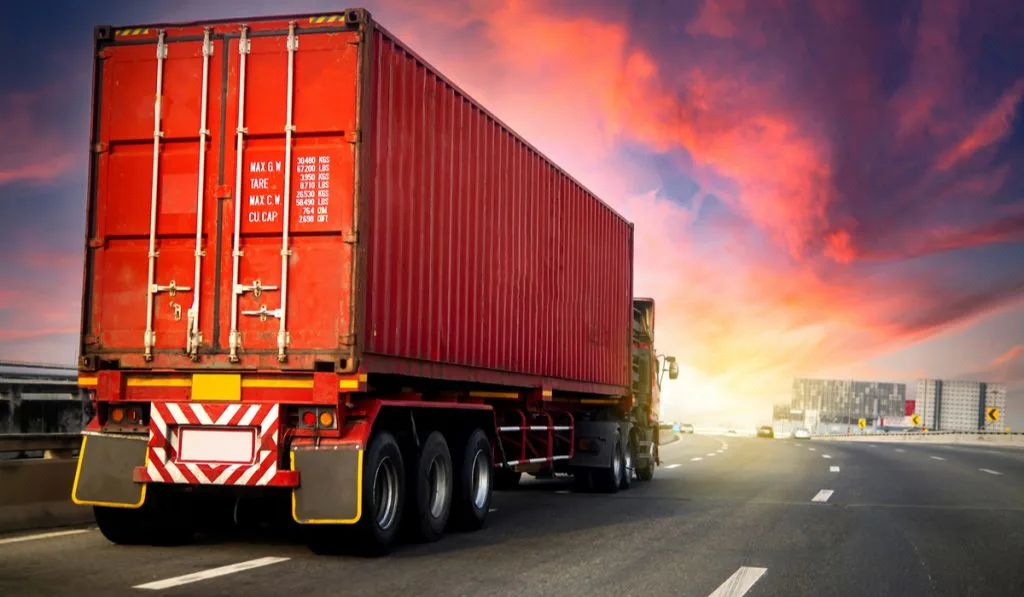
822,454,832,459
829,466,840,472
707,566,768,597
979,469,1002,476
692,457,703,461
666,463,682,469
0,529,91,546
811,489,834,503
133,556,290,590
930,456,946,461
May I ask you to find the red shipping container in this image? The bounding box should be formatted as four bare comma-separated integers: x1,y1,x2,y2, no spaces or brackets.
80,9,633,396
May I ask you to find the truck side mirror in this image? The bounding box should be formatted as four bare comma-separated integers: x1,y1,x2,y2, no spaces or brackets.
668,360,679,380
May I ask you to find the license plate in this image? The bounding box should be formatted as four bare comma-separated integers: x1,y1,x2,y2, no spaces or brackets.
177,427,256,465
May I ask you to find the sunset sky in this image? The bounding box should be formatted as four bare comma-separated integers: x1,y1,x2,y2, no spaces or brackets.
1,0,1022,428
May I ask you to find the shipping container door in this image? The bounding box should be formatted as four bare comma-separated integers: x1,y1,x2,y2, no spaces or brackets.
86,29,225,367
217,23,359,368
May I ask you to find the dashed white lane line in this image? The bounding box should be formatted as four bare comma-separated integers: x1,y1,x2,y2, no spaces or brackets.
808,448,817,452
829,466,840,472
707,452,716,457
869,444,878,448
895,448,905,453
0,529,91,546
666,463,682,469
930,456,946,461
133,556,290,590
979,469,1002,476
822,454,832,459
692,457,703,461
811,489,834,503
489,508,498,512
707,566,768,597
555,490,571,494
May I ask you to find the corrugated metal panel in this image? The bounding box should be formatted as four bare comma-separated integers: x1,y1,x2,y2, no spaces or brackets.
362,26,632,391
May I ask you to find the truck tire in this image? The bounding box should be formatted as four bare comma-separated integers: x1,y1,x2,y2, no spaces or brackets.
449,428,493,532
406,430,453,542
619,432,636,490
637,429,657,481
593,430,624,493
93,489,194,546
310,430,406,556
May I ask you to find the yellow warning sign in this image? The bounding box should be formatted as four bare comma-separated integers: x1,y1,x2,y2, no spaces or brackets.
911,413,921,426
986,407,1000,423
857,418,866,429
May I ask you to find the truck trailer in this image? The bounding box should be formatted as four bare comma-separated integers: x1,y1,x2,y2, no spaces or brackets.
71,8,679,555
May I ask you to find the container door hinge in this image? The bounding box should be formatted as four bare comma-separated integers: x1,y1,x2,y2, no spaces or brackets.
348,129,361,144
344,231,358,244
341,334,356,346
93,142,109,154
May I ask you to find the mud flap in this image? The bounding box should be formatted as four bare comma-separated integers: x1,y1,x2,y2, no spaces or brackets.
291,443,362,524
570,421,625,468
71,434,148,508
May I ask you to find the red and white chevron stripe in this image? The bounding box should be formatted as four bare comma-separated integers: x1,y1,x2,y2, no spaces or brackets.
139,402,291,487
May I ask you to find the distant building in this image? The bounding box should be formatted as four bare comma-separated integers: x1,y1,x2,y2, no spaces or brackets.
915,379,1008,432
791,378,906,426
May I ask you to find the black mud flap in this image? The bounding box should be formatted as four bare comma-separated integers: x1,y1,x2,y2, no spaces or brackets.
291,444,362,524
570,421,625,468
72,433,148,508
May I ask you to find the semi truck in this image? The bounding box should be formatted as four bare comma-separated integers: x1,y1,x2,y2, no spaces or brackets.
71,7,679,555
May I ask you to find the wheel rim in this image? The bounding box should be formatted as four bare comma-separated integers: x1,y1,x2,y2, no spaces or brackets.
470,449,491,510
373,456,400,530
428,452,452,519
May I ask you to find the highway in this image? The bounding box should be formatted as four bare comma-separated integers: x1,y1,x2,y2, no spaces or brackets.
1,435,1022,596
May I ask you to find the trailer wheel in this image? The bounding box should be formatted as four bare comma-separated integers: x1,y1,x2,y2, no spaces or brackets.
407,431,453,542
593,430,624,493
309,430,406,556
93,489,194,546
619,432,636,490
449,428,493,532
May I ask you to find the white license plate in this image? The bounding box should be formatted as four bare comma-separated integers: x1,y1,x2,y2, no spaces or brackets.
177,427,256,465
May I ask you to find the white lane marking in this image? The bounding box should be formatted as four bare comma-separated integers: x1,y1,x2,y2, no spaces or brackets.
829,466,840,472
869,444,878,448
930,456,946,461
555,490,571,494
811,489,834,503
979,469,1002,476
808,448,816,452
692,457,703,461
133,556,290,590
822,454,832,459
707,566,768,597
666,463,682,469
895,448,905,453
707,453,716,457
489,508,498,512
0,529,91,546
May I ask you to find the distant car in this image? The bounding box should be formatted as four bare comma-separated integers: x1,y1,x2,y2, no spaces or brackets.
792,427,811,440
680,423,694,434
756,425,775,438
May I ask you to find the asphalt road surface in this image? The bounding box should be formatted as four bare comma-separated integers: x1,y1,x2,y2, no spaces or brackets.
1,435,1022,596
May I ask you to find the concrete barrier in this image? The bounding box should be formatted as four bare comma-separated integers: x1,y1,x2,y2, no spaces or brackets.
814,432,1024,447
0,458,93,534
